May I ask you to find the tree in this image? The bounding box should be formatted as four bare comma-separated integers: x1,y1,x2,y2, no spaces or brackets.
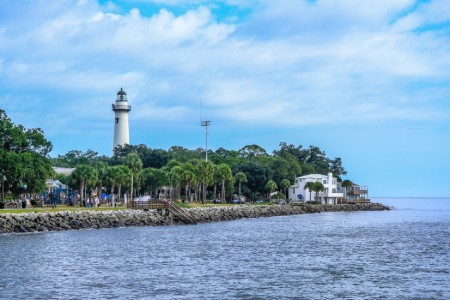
217,163,232,203
94,161,108,199
141,167,166,197
341,179,353,203
280,179,291,201
330,157,347,179
0,109,54,200
196,160,215,204
52,149,109,168
125,153,143,207
169,165,184,201
115,165,130,205
71,164,97,206
238,144,269,159
304,181,314,202
311,182,325,204
234,172,247,201
265,180,278,202
236,160,272,198
181,162,196,202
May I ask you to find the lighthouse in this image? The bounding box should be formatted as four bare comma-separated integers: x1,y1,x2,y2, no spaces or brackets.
112,88,131,151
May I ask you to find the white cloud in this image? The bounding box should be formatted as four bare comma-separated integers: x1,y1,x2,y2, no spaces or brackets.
1,0,449,140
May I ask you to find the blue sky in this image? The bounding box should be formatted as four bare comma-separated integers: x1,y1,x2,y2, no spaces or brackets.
1,0,450,197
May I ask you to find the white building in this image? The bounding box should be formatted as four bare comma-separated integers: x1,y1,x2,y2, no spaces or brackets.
288,172,344,204
52,167,75,176
112,88,131,151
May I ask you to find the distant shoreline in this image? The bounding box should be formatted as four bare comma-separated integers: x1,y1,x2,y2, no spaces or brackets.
0,203,390,234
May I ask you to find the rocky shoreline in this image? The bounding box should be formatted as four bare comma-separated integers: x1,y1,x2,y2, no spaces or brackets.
0,203,390,234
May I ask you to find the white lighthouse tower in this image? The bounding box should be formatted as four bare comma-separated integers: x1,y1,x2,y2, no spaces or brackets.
112,88,131,151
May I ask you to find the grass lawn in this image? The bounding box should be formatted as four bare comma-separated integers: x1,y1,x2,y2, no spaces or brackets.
174,201,272,208
1,201,274,214
0,205,128,214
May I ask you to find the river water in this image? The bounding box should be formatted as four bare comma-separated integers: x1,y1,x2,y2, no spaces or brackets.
1,198,449,299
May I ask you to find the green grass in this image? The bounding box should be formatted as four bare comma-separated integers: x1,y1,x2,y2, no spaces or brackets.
1,201,276,214
174,201,273,208
0,205,127,214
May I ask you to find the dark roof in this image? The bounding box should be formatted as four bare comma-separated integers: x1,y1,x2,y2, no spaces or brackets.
117,88,127,96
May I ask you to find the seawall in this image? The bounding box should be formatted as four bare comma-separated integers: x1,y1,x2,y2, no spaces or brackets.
0,203,390,234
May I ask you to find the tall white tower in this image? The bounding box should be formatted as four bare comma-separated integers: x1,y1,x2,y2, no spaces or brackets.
112,88,131,151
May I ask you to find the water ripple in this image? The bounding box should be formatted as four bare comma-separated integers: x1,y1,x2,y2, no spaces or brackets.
1,199,450,299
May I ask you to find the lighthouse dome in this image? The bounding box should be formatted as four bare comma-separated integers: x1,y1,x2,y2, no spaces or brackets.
117,88,127,96
116,88,128,101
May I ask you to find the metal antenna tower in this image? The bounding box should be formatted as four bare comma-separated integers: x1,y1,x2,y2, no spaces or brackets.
201,120,211,162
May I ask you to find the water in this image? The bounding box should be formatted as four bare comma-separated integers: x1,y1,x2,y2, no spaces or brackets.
1,198,449,299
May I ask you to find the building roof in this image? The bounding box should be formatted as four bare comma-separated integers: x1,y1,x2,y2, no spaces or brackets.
298,174,328,180
52,167,75,176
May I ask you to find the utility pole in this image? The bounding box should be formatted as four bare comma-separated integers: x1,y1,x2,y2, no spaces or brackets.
201,120,211,162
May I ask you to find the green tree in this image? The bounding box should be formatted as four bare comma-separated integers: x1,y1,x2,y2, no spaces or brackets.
72,164,97,205
330,157,347,179
238,144,269,159
169,165,184,201
196,160,215,204
94,161,108,198
0,109,54,200
311,181,325,203
125,153,143,206
341,179,353,203
280,179,291,200
304,181,314,202
271,157,300,186
265,180,278,202
181,162,196,202
115,165,130,205
217,163,232,203
141,167,168,198
234,172,248,201
236,160,272,198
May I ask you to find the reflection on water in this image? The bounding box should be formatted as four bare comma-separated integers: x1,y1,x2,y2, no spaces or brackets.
1,198,449,299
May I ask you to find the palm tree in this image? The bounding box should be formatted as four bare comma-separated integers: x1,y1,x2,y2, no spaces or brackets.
217,163,232,203
234,172,247,202
169,165,184,201
125,153,143,207
265,180,278,202
196,161,215,204
304,181,314,202
312,181,325,204
106,165,127,206
280,179,291,201
94,161,108,200
212,164,219,200
115,165,130,205
72,164,97,206
181,162,196,202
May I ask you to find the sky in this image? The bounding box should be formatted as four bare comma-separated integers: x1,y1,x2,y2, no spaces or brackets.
1,0,450,197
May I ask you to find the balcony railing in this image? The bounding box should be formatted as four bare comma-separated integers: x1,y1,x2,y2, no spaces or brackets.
112,104,131,111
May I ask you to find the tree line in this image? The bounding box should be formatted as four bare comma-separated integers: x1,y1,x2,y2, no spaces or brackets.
52,143,346,203
0,109,347,203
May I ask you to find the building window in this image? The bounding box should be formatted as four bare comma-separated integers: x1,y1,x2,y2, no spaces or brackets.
116,118,119,124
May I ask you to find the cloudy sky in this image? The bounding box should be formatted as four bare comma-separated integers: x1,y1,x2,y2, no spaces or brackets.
1,0,450,197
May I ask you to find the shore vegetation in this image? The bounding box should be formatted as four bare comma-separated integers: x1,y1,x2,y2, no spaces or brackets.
1,110,348,206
